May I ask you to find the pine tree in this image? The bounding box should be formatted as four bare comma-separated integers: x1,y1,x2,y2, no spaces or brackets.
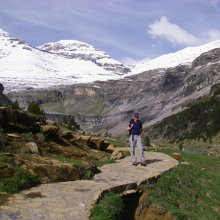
27,102,44,116
11,100,20,110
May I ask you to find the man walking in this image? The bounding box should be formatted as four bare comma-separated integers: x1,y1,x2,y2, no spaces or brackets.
127,112,147,166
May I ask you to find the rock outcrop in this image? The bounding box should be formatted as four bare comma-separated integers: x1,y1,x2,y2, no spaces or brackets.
15,154,83,183
0,106,45,132
0,84,12,105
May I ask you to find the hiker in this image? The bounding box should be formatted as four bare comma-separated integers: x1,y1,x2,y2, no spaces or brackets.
127,112,147,166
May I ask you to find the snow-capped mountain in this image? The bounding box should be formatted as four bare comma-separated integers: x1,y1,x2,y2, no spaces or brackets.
132,40,220,74
38,40,130,75
0,28,130,92
1,27,220,94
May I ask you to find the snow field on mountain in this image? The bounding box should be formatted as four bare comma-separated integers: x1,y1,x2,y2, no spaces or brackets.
132,40,220,74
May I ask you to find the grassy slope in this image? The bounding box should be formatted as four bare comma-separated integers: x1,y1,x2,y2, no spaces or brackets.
145,86,220,153
141,150,220,220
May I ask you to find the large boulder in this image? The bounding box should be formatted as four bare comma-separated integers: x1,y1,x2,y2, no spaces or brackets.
110,151,124,160
89,137,104,150
40,125,59,137
25,142,39,154
59,130,75,139
0,162,15,178
15,154,83,183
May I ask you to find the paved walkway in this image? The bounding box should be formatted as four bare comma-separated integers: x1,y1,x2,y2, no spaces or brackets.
0,152,178,220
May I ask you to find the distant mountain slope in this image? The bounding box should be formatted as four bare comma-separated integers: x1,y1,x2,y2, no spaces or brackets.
0,28,130,93
145,84,220,143
8,47,220,137
131,40,220,74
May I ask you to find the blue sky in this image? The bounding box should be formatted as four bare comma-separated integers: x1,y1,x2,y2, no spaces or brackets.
0,0,220,64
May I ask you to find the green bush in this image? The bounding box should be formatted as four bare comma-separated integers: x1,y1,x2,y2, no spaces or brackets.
90,192,124,220
27,101,44,116
21,132,34,141
64,117,80,131
0,167,40,193
11,100,20,110
0,128,8,148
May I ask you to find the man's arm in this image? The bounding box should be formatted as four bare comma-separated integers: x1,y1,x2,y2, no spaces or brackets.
127,123,133,131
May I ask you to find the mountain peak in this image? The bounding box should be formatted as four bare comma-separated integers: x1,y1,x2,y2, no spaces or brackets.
38,40,130,75
0,28,11,38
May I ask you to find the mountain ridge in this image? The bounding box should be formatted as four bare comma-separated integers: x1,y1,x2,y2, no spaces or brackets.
0,28,130,93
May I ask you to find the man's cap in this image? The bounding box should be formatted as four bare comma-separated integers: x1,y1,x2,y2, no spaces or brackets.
133,112,139,116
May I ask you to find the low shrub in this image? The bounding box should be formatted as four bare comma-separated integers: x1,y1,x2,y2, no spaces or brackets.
0,167,40,193
90,192,124,220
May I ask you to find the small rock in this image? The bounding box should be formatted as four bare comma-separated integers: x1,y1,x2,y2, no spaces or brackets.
110,151,124,160
0,162,14,178
46,120,57,126
7,133,20,139
172,153,182,160
25,142,39,154
181,161,190,165
106,143,116,153
59,130,74,139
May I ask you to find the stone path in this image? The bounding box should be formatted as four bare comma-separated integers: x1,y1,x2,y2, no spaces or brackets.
0,152,178,220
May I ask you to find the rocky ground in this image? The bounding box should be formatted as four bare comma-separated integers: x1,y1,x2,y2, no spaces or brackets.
0,152,178,220
0,106,126,199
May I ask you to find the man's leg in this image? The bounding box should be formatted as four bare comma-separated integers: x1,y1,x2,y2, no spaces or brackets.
129,135,137,163
136,136,146,163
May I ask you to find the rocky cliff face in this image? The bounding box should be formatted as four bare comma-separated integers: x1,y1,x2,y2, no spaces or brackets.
0,83,12,105
8,47,220,136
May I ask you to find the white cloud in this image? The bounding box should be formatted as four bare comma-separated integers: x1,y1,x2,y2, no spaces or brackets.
210,0,219,5
206,29,220,41
148,16,199,46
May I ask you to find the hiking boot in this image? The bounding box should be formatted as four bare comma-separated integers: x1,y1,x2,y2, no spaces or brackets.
141,161,147,166
132,162,138,166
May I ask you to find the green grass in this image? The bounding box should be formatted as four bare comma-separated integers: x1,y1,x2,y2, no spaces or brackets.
104,138,128,148
0,167,40,193
21,132,34,141
52,155,84,167
94,159,115,167
86,99,102,115
0,155,15,166
90,192,124,220
163,150,220,176
141,150,220,220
